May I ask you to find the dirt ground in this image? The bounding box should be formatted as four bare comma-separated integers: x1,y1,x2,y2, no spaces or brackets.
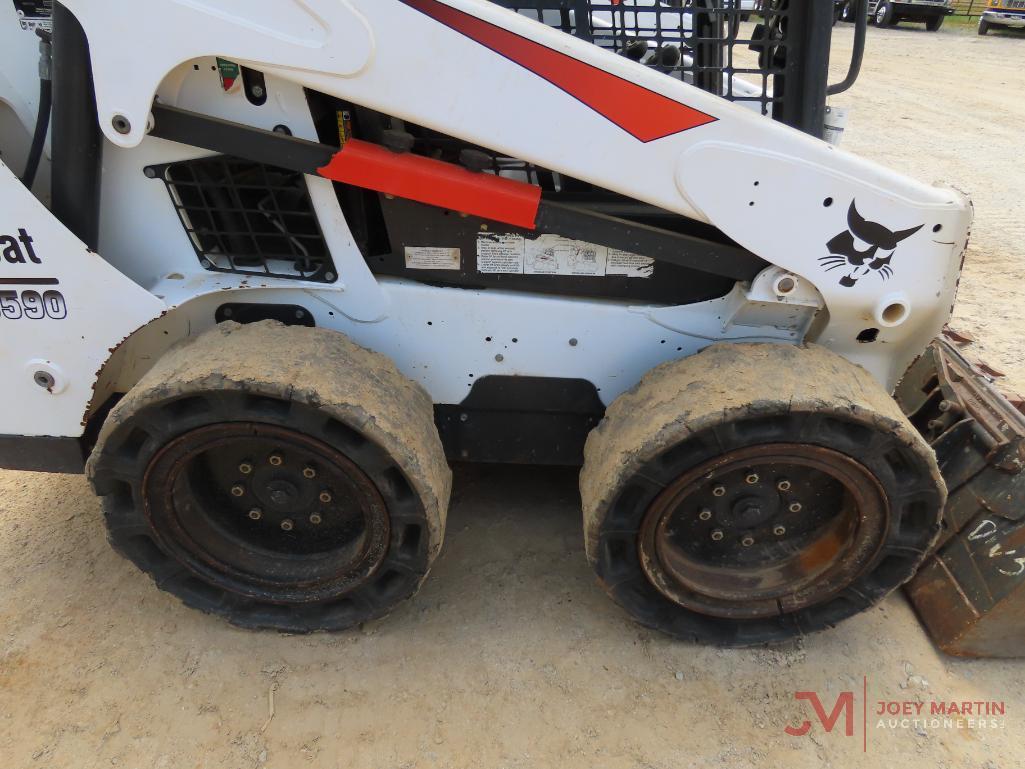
3,21,1025,769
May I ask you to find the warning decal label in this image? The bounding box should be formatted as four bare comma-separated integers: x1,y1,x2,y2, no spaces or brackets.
477,234,654,278
404,246,461,271
12,0,51,32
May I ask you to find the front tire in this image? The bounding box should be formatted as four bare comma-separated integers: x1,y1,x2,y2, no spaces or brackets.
88,321,451,632
580,343,945,647
978,20,990,35
926,15,944,31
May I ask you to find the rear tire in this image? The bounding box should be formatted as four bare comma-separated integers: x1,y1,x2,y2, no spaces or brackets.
88,321,451,632
875,1,894,26
580,343,945,647
926,15,944,31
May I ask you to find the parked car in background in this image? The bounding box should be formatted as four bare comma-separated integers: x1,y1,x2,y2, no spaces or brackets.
979,0,1025,33
867,0,953,30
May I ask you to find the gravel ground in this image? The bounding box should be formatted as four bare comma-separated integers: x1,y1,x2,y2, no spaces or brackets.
2,21,1024,769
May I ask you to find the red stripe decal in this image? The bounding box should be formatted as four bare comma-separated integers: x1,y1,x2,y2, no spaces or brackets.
318,139,542,230
399,0,716,142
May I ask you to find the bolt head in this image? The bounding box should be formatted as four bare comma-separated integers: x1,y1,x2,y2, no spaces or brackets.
711,529,725,541
269,453,284,466
280,519,294,532
789,502,803,513
309,513,323,525
698,508,713,521
302,466,317,479
741,536,755,547
319,491,332,504
773,525,787,536
745,473,760,485
239,462,253,475
33,371,55,389
712,485,727,497
248,508,262,521
777,479,791,492
230,485,245,497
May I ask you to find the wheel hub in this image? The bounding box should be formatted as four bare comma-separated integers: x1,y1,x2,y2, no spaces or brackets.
264,480,298,509
638,443,889,620
141,423,391,603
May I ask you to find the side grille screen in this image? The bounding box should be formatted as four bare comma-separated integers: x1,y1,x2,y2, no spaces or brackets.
158,157,336,283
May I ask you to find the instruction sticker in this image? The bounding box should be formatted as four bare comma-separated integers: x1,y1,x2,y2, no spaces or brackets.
11,0,51,32
477,234,653,278
404,246,461,271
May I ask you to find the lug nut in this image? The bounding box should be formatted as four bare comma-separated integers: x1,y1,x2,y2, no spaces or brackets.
773,525,787,536
238,462,253,475
741,536,755,547
711,529,725,541
280,519,294,532
309,513,323,525
745,473,760,485
269,453,284,466
319,491,332,504
231,484,245,497
248,508,262,521
698,508,713,521
303,466,317,479
789,502,803,513
712,485,727,497
777,479,791,492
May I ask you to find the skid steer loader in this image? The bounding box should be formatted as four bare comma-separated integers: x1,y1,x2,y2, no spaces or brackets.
0,0,1013,649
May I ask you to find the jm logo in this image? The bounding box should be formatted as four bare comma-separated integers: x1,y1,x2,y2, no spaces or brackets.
785,691,855,737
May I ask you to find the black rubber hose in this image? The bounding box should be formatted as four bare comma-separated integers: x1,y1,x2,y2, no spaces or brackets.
20,76,52,190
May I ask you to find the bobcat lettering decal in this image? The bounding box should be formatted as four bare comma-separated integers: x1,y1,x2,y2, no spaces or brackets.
820,201,923,287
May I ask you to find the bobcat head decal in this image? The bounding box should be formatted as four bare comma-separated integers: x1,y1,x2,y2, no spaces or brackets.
820,201,923,287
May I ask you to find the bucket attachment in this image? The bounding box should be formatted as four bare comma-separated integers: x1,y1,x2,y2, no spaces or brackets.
897,337,1025,658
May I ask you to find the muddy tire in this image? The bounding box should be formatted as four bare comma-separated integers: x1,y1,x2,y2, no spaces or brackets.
87,321,451,632
580,343,945,647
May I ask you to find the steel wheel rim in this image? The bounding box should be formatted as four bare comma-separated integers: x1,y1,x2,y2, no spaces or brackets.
142,423,391,603
638,443,889,620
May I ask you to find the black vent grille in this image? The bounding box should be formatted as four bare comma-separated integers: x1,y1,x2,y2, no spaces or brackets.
491,1,797,119
157,157,336,282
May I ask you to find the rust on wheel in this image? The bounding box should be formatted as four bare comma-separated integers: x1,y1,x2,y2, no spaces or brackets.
143,423,391,604
581,343,945,645
638,444,889,620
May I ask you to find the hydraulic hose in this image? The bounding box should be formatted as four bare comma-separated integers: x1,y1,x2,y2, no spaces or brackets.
21,29,53,190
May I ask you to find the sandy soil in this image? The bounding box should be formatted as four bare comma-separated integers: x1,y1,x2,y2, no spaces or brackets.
2,22,1025,769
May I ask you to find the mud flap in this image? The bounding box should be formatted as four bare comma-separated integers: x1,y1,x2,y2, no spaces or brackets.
896,338,1025,658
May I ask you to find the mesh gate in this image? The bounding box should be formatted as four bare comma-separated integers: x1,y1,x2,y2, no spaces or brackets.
490,0,835,135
